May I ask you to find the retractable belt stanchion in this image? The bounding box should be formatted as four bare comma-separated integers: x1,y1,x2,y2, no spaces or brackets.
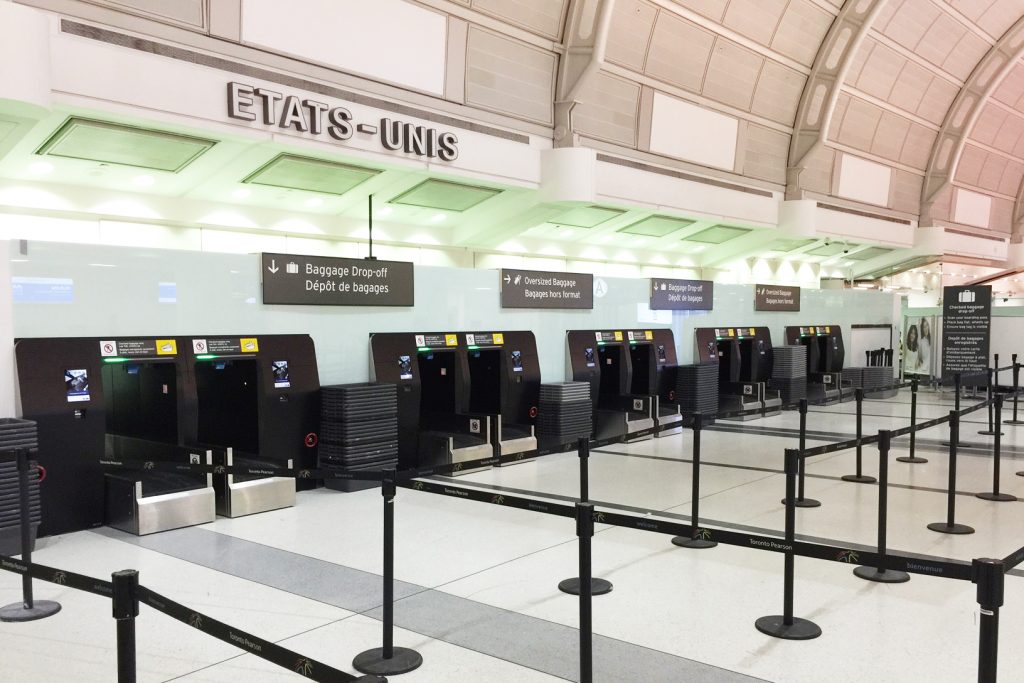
756,449,821,640
112,569,139,683
977,394,1016,502
672,413,716,549
782,400,820,508
842,388,876,484
928,412,975,535
559,438,612,595
973,558,1005,683
1006,356,1024,426
854,430,909,583
979,367,1002,436
942,373,963,447
575,501,595,683
353,471,423,676
0,448,61,622
897,379,927,464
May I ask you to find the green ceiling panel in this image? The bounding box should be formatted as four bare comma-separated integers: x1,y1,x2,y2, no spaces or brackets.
618,215,694,237
846,246,893,261
391,178,501,211
552,205,624,228
685,225,751,244
244,154,380,195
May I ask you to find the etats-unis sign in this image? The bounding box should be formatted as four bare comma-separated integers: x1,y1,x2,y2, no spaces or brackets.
228,82,458,160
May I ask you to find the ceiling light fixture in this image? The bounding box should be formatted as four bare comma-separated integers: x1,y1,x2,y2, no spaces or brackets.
29,161,53,175
231,188,251,199
430,213,446,223
132,175,154,188
305,197,323,208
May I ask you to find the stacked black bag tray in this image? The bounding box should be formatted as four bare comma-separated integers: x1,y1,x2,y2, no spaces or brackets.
842,367,863,388
537,382,592,446
675,364,718,415
319,383,398,492
0,418,41,556
861,366,893,392
769,345,807,404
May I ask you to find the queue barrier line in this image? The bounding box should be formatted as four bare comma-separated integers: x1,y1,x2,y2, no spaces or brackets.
1003,543,1024,571
0,553,377,683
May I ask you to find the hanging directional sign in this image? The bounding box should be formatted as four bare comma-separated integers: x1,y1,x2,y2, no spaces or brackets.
261,253,414,306
499,268,593,309
754,284,800,311
650,278,713,310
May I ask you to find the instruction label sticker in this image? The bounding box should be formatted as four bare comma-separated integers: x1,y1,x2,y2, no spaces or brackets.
241,338,259,353
156,339,177,356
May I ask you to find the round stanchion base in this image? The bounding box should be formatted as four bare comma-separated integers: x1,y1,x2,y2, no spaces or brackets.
841,474,877,484
754,615,821,640
1003,420,1024,425
781,497,821,508
0,600,61,622
976,491,1017,502
352,647,423,676
558,577,613,596
978,430,1004,436
853,566,910,583
927,522,975,535
670,535,717,549
895,456,929,464
1017,471,1024,477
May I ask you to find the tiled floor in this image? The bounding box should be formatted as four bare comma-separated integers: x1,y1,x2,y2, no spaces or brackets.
1,388,1022,681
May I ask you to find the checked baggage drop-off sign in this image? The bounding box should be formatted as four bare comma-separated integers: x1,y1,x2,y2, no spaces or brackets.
261,253,414,306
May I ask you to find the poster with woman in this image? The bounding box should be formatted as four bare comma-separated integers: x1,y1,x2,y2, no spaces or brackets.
903,316,938,378
903,323,920,376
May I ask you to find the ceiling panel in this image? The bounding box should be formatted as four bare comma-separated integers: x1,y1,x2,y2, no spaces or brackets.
243,154,380,195
685,224,751,243
807,242,849,256
390,178,502,211
722,0,787,47
606,0,658,71
669,0,728,23
573,72,641,146
702,39,764,110
751,61,805,125
37,117,215,172
766,237,816,252
770,0,836,67
847,246,893,260
618,215,695,236
645,11,716,93
465,27,556,125
472,0,567,39
552,205,625,228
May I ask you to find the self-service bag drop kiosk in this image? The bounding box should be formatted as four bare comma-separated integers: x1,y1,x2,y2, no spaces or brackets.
370,331,539,472
784,326,845,403
566,330,661,441
15,334,316,536
693,327,781,419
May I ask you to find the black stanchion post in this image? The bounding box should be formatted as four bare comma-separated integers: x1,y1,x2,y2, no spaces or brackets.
575,501,594,683
854,431,909,583
928,412,975,535
756,449,821,640
977,394,1016,502
672,414,716,549
559,438,612,595
112,569,139,683
973,558,1005,683
843,388,876,484
0,449,61,622
782,399,820,507
1006,357,1024,426
353,471,422,676
897,379,927,464
979,368,1002,436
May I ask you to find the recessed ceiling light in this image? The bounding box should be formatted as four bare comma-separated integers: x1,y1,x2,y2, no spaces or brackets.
430,213,446,223
29,161,53,175
378,206,393,217
305,197,323,207
133,175,154,187
232,188,251,199
692,245,706,253
560,229,574,237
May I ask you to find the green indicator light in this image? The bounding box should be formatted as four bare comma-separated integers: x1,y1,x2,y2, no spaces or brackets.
467,345,480,350
417,347,432,352
597,341,605,346
195,354,219,360
102,357,129,364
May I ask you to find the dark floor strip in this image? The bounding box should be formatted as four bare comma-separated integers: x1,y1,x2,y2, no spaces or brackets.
97,526,763,682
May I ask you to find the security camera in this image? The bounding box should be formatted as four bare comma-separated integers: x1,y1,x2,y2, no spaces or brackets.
843,249,850,254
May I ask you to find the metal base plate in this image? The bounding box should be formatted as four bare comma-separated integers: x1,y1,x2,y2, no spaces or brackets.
976,491,1017,502
896,456,928,464
0,600,61,622
1004,420,1024,425
781,497,821,508
841,474,877,484
671,535,717,549
853,566,910,583
352,647,423,676
978,430,1004,436
927,522,975,535
754,615,821,640
558,577,613,596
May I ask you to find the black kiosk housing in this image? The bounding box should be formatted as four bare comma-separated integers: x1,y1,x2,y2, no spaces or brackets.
15,334,317,536
784,325,846,403
369,331,540,472
694,326,780,419
566,329,678,440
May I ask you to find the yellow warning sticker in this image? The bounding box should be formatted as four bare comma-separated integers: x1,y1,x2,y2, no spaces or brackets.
445,334,458,347
614,331,623,341
826,326,831,333
749,328,755,336
728,329,735,337
645,330,653,340
155,339,177,356
809,326,815,334
241,338,259,353
493,333,504,345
